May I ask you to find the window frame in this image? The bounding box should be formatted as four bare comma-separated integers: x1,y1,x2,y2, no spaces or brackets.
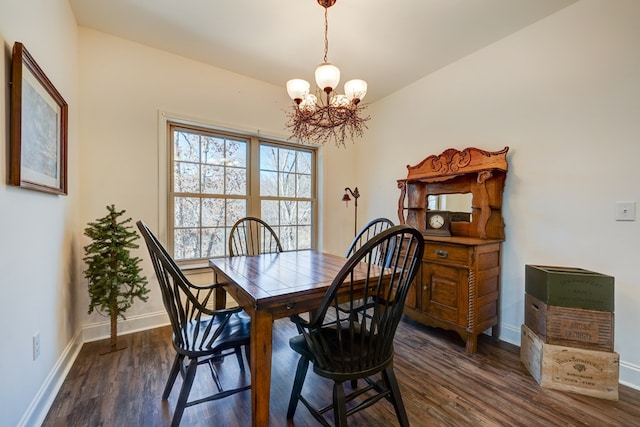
166,119,317,265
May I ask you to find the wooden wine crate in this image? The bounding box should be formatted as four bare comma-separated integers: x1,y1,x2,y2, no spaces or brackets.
525,265,614,312
520,324,619,400
524,293,614,352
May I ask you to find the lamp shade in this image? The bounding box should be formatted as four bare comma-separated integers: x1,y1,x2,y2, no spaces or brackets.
345,79,367,103
330,94,349,108
287,79,310,102
299,94,318,113
315,63,340,93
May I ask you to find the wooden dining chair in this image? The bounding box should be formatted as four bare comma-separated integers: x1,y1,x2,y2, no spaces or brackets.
136,220,251,427
286,225,425,427
228,216,283,257
345,217,395,262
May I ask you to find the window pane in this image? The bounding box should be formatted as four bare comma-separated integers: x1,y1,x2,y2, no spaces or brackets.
201,165,224,194
260,145,278,171
260,170,278,196
279,172,296,197
226,167,246,195
174,162,199,193
298,225,312,249
226,199,247,225
297,151,312,174
201,227,225,258
261,200,279,225
297,174,311,198
174,131,200,162
281,200,297,225
299,201,312,224
202,198,225,227
279,149,296,173
175,197,200,227
201,135,225,165
226,139,247,168
280,226,296,251
174,228,200,260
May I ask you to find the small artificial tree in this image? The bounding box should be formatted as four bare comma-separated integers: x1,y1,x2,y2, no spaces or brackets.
83,205,149,353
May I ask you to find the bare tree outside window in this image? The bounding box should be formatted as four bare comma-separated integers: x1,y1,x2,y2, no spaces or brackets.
169,124,315,262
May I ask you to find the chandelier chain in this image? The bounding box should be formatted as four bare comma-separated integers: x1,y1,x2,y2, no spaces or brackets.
323,6,329,63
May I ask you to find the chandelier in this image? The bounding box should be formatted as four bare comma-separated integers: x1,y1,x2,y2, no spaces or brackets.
285,0,370,147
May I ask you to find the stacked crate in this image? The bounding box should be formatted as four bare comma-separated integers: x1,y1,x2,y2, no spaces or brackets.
520,265,619,400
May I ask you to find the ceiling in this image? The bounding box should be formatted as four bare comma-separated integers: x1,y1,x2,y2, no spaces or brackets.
68,0,578,103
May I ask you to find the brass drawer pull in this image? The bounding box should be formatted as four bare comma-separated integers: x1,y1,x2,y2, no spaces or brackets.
435,250,448,258
286,303,296,310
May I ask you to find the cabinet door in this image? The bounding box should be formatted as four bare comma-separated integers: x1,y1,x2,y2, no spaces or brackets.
421,262,469,326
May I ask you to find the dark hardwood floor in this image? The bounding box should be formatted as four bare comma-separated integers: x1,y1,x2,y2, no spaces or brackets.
43,317,640,426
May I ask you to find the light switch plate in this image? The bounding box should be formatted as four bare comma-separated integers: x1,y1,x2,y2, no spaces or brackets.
615,201,636,221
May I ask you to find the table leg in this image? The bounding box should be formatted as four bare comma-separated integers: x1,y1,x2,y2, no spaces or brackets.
250,309,273,427
213,273,227,309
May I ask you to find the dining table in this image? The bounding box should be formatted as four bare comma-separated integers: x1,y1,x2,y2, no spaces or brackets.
208,249,379,427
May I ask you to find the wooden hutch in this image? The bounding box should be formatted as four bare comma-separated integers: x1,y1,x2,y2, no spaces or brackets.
397,147,509,353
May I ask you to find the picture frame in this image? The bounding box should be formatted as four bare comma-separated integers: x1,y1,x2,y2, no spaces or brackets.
10,42,68,195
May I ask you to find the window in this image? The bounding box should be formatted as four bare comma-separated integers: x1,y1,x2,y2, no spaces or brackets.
259,144,313,251
169,123,316,262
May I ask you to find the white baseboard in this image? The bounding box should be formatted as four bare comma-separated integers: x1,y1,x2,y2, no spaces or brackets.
620,361,640,391
82,310,170,342
496,322,521,346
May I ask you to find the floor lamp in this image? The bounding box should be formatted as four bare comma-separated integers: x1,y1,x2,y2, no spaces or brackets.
341,187,360,236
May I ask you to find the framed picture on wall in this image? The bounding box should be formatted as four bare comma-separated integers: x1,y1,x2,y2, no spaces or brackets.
10,42,68,195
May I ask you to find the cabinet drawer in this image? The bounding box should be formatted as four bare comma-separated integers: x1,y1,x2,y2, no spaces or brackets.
423,242,470,265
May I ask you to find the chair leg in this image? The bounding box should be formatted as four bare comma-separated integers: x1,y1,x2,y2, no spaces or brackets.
234,346,245,371
172,357,198,427
382,366,409,427
286,355,310,419
244,344,251,369
163,353,184,399
332,381,348,427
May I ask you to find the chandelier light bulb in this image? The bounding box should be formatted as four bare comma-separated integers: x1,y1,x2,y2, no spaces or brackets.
286,79,310,103
344,79,368,104
330,94,349,108
299,94,318,113
315,63,340,93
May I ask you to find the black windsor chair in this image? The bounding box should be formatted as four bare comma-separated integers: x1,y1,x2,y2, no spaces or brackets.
286,224,425,427
136,220,251,427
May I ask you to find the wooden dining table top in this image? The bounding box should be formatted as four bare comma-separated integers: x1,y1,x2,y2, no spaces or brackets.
209,249,378,318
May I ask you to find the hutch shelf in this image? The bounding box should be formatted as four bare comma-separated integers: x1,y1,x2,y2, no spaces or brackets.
397,146,509,354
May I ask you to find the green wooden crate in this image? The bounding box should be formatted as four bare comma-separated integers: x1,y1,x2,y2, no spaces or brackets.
525,265,614,312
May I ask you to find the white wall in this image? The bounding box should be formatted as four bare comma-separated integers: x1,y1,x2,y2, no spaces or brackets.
0,0,80,426
357,0,640,387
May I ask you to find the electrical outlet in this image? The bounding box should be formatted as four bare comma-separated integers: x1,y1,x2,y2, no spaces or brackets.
33,332,41,360
615,201,636,221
